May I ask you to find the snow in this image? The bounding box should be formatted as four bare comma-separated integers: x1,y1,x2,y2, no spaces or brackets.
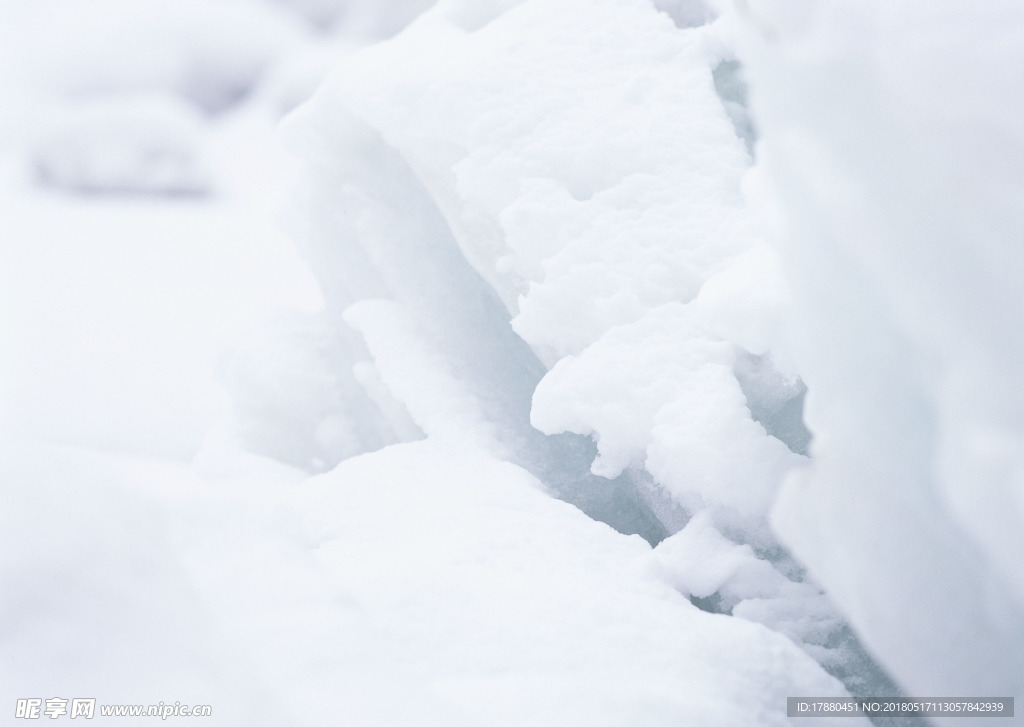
296,0,806,549
4,0,1022,722
1,437,860,725
2,114,320,458
731,0,1024,705
300,0,830,666
4,0,309,115
289,440,853,725
31,94,212,196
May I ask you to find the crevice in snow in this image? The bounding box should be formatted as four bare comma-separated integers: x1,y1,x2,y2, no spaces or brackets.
712,59,757,158
652,507,916,719
280,100,672,545
689,592,725,614
734,351,812,456
650,0,716,29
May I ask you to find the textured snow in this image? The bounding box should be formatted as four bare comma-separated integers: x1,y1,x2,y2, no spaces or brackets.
3,0,1023,722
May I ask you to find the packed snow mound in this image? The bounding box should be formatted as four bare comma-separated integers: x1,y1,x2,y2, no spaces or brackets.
733,0,1024,703
32,95,211,196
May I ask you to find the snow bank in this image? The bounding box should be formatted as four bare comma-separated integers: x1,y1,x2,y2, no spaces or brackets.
732,0,1024,704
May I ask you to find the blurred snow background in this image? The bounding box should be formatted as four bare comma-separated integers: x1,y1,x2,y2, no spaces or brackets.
1,0,1022,724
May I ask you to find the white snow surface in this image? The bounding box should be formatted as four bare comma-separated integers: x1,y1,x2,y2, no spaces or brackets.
3,0,1023,722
